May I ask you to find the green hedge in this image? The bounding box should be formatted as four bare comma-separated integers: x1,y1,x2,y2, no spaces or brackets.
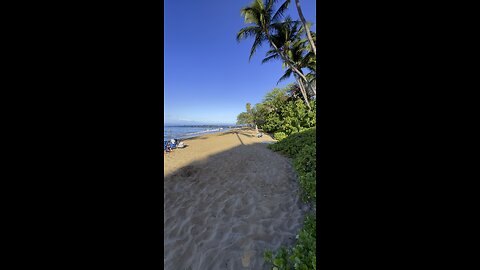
266,127,316,269
269,127,316,202
264,214,316,270
274,132,287,141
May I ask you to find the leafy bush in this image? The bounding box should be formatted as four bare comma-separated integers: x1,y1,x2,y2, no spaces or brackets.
270,129,316,201
237,85,316,136
264,247,289,270
274,132,287,141
269,127,316,201
266,128,316,269
262,99,315,136
264,214,316,270
294,143,316,201
269,128,316,163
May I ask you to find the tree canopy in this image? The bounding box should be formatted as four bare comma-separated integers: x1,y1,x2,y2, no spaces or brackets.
237,83,315,136
237,0,317,108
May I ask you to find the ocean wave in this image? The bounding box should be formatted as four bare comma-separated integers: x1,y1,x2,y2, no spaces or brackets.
164,126,232,140
185,128,223,135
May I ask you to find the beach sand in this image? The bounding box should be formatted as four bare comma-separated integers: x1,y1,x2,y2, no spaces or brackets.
164,128,306,270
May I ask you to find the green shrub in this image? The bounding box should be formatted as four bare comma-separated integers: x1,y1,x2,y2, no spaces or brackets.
264,214,316,270
264,247,289,270
270,132,316,201
294,143,316,201
266,128,317,270
274,132,287,141
237,85,316,136
269,128,316,163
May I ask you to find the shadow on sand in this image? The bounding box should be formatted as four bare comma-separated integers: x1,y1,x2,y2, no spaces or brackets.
163,142,307,270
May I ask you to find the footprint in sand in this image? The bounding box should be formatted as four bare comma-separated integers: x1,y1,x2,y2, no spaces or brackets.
241,250,255,268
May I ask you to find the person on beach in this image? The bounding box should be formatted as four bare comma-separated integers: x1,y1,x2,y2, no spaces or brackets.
165,144,171,152
255,124,263,138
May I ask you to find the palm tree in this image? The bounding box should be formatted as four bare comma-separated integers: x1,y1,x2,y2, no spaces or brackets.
300,30,316,96
286,23,316,96
264,43,311,104
294,0,316,55
237,0,312,108
262,20,314,101
274,0,316,56
274,0,316,96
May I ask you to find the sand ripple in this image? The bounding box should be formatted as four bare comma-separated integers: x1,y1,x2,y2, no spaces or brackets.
164,136,305,270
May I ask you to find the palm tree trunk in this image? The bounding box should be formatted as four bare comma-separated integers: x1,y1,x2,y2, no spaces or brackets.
295,0,316,56
293,68,312,109
306,78,316,96
294,74,311,110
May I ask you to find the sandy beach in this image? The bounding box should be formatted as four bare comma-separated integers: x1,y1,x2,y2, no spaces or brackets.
164,128,307,269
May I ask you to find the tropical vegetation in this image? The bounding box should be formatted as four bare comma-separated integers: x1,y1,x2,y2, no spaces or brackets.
236,0,316,109
265,127,316,270
236,1,316,269
269,127,316,202
236,84,315,139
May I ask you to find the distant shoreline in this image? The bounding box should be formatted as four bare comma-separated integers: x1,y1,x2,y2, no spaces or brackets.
179,127,250,141
164,125,240,128
166,127,249,141
164,125,248,141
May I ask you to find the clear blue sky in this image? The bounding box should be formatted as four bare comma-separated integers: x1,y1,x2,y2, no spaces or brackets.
164,0,316,125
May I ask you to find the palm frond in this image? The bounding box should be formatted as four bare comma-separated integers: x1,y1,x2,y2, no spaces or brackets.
266,0,275,10
298,21,313,34
264,48,277,56
262,52,281,64
269,18,303,51
249,32,266,61
270,18,300,29
305,72,316,82
255,0,265,10
272,0,291,23
236,26,261,42
277,68,292,84
301,51,316,70
241,7,259,24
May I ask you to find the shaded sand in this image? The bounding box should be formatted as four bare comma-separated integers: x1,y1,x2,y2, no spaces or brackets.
164,128,306,270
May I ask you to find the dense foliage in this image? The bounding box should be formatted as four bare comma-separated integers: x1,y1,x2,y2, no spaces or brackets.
236,112,253,125
237,84,316,136
274,132,287,141
269,127,316,201
264,214,316,270
265,127,316,269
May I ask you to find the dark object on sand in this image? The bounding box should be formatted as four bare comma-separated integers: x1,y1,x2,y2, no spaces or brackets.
164,138,187,152
164,139,178,152
164,141,172,152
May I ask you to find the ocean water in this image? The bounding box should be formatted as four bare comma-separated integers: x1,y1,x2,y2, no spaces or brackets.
163,125,236,141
